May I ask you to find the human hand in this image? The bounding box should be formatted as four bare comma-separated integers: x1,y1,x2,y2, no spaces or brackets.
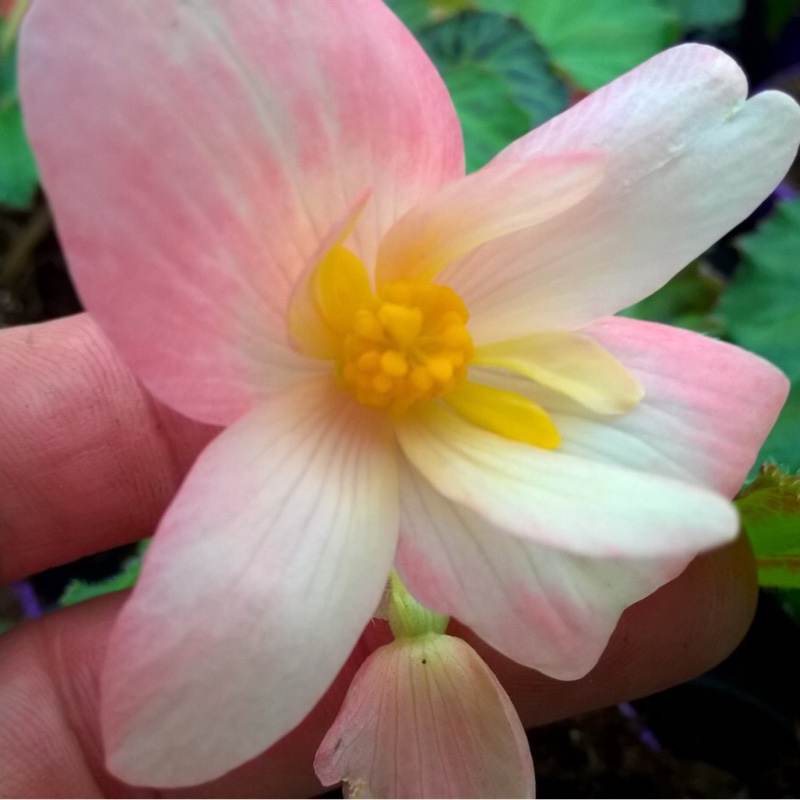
0,313,757,798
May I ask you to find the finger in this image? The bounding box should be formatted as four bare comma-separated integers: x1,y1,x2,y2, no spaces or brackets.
0,314,217,583
0,536,756,797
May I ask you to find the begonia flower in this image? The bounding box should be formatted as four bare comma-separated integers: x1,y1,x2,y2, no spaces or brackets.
19,0,800,788
316,574,535,798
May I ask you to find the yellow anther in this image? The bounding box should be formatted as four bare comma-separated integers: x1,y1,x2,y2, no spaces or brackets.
381,350,409,378
443,325,472,349
380,280,414,305
353,310,385,342
357,350,381,373
410,366,434,393
425,357,454,384
438,311,466,330
372,373,394,393
377,303,424,348
343,282,472,409
307,244,474,412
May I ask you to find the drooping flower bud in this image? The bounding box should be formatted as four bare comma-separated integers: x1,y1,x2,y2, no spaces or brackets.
315,573,535,798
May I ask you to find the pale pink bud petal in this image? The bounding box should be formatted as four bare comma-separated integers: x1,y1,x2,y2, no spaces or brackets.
315,634,535,799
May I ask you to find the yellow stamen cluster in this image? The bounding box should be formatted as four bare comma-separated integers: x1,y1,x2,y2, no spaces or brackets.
338,279,474,411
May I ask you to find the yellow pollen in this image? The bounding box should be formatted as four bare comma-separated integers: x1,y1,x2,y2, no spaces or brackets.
377,304,424,348
309,251,474,411
353,310,384,342
342,279,473,410
380,350,409,378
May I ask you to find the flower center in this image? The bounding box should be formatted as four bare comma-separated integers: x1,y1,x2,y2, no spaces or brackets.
339,279,474,411
288,243,476,412
289,238,632,450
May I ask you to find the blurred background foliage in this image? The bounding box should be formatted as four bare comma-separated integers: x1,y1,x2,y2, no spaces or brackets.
1,0,800,794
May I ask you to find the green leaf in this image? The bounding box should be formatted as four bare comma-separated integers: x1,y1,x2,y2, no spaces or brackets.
755,381,800,474
719,199,800,472
58,541,148,608
418,12,568,170
384,0,438,31
658,0,744,28
438,62,531,172
620,260,726,334
765,0,800,40
0,99,39,208
736,465,800,588
486,0,680,90
384,0,476,32
721,199,800,384
0,23,38,208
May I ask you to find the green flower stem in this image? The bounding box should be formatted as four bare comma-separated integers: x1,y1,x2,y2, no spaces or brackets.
387,569,449,639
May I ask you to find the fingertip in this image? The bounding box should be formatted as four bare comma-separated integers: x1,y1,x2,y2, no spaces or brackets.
0,314,217,582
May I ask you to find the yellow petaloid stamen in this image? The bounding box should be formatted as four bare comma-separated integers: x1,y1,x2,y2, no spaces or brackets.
444,381,560,449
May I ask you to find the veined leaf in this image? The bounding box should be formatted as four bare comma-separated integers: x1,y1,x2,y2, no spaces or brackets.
721,199,800,472
480,0,680,90
723,198,800,383
419,11,568,170
620,260,725,334
658,0,744,28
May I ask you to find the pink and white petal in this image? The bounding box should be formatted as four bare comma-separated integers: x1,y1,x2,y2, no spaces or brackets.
20,0,462,424
376,152,605,284
474,317,789,499
101,375,399,788
396,460,689,679
315,635,534,798
442,44,800,343
395,402,738,559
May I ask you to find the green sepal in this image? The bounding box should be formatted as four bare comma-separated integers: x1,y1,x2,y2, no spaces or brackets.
387,570,449,639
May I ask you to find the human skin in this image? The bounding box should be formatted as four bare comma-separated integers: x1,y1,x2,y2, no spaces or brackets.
0,313,758,798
